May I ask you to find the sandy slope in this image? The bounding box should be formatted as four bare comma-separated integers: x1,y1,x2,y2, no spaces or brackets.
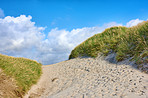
24,57,148,98
0,69,21,98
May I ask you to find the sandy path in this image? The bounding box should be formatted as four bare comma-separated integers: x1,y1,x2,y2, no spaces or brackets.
24,57,148,98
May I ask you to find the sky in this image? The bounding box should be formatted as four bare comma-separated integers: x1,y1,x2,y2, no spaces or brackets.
0,0,148,65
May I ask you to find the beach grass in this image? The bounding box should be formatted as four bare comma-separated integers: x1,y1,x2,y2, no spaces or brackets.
69,21,148,67
0,54,42,96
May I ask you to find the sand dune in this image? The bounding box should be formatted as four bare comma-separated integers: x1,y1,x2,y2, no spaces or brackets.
24,56,148,98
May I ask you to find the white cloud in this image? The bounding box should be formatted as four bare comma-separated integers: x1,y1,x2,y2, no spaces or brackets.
0,8,4,18
0,15,122,65
34,22,122,64
0,15,45,60
1,15,144,65
126,19,144,27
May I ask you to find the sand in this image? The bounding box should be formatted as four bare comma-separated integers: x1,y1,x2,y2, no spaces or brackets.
24,56,148,98
0,69,21,97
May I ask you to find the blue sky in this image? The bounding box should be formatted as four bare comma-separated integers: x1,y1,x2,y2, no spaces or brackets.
0,0,148,65
1,0,148,31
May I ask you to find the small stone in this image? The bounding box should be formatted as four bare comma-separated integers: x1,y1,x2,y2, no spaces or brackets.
131,89,135,92
86,69,89,72
113,94,117,96
143,86,146,89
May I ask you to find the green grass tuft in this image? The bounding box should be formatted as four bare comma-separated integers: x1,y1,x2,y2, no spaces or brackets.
69,21,148,66
0,54,42,96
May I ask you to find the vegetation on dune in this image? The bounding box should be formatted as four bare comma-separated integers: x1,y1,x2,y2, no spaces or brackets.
0,54,42,97
69,21,148,70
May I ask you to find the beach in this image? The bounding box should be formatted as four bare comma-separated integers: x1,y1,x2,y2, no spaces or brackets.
25,56,148,98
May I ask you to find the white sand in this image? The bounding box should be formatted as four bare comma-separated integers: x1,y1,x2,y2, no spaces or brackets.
24,56,148,98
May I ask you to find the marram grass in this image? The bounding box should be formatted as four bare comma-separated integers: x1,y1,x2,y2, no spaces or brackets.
69,21,148,66
0,54,42,96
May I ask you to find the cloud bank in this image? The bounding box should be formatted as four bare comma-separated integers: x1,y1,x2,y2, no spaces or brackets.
126,19,144,27
0,15,144,65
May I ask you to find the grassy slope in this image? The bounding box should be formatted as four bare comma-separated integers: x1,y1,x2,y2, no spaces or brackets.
69,21,148,71
0,54,42,97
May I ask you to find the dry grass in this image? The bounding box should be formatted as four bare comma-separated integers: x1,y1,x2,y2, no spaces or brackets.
0,54,42,97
